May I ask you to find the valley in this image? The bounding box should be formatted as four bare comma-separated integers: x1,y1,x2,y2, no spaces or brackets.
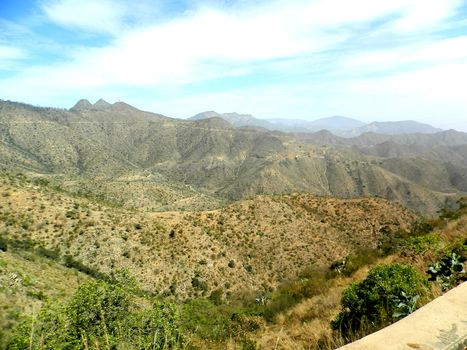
0,98,466,349
1,99,466,216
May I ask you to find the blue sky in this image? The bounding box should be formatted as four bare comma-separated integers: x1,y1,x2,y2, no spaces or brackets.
0,0,466,130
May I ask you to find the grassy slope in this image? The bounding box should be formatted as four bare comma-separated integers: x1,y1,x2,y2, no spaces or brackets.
0,171,465,349
0,171,417,300
256,200,467,349
1,100,465,216
0,250,88,346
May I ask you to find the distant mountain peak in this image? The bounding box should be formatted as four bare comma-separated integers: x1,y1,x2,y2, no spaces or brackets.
348,120,443,136
71,99,93,111
189,111,276,129
94,98,111,108
112,101,138,112
191,116,234,129
190,111,222,120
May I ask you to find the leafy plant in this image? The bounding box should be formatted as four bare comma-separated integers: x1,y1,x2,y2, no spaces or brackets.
331,263,428,338
392,290,419,319
427,252,466,291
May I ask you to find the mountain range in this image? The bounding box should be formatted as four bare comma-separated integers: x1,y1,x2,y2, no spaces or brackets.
0,98,465,215
1,97,466,350
189,111,443,136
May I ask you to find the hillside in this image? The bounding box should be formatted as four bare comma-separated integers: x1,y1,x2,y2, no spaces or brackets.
191,112,441,137
1,170,465,349
266,116,366,134
190,111,276,130
0,99,466,215
0,99,465,349
256,198,467,349
0,246,89,344
0,171,417,298
342,120,442,137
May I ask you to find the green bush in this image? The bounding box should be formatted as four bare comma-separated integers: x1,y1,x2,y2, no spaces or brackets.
0,235,7,251
7,302,70,350
7,276,185,349
63,254,107,280
180,297,263,342
123,302,185,350
261,266,331,321
181,298,232,340
66,279,131,339
35,246,60,260
331,263,428,338
191,276,208,292
330,248,380,277
404,233,441,255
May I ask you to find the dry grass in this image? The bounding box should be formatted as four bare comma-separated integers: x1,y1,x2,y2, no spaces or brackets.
0,249,88,345
255,265,376,350
0,173,418,300
253,202,467,350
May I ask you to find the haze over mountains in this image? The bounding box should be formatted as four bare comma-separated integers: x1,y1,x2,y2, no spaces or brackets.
0,98,466,216
189,111,443,136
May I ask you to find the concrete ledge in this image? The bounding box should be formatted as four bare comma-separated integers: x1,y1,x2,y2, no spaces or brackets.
338,282,467,350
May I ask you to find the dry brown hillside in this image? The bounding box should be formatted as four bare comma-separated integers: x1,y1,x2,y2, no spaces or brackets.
1,99,466,216
0,172,417,299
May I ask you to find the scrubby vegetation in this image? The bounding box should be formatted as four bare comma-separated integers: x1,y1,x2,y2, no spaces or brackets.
331,264,429,338
7,274,185,350
0,167,465,349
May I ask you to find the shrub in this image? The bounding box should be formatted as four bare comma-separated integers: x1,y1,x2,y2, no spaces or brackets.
66,279,131,339
0,236,7,251
181,298,232,340
262,266,331,321
330,248,380,277
209,288,224,305
6,302,70,350
120,301,185,350
191,276,208,292
331,263,428,338
241,338,258,350
35,246,60,260
63,255,106,279
404,233,441,255
427,251,466,291
8,277,185,349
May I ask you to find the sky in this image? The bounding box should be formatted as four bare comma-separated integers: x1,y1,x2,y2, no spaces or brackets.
0,0,466,130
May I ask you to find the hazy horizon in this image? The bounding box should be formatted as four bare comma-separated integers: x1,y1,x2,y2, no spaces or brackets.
1,0,466,131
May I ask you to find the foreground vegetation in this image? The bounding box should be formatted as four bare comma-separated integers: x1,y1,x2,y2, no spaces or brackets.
0,170,465,349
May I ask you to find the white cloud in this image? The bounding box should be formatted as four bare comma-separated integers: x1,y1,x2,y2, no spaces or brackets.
2,2,350,91
336,62,467,130
30,0,464,89
347,62,467,101
297,0,461,31
390,0,464,32
344,36,467,69
42,0,128,34
0,45,26,69
1,0,466,131
0,45,25,60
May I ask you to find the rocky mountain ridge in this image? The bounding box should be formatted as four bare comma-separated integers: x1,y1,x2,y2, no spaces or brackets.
190,110,443,136
0,99,466,215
